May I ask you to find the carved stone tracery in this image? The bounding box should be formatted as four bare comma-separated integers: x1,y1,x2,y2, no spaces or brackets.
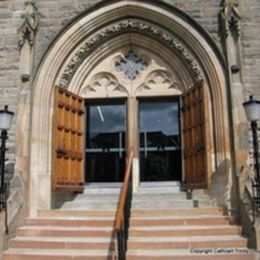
59,19,204,88
115,50,149,80
137,70,182,94
79,72,126,97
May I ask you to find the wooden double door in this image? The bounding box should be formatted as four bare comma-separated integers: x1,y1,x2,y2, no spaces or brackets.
52,84,209,191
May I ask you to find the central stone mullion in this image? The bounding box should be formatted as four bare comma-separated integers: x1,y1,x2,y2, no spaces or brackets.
127,96,139,192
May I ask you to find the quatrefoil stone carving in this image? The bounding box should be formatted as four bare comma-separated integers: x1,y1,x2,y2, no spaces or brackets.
115,51,148,80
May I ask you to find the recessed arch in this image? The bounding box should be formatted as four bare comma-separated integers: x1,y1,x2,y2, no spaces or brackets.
68,34,192,98
29,0,230,216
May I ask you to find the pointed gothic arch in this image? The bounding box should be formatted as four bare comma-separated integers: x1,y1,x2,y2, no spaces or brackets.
29,0,231,216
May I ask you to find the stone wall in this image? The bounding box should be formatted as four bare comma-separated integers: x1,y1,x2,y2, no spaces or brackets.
34,0,103,70
240,0,260,98
34,0,223,69
0,0,21,165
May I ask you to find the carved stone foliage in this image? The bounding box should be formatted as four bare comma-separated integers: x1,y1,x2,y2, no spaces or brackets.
79,72,127,97
59,19,203,88
137,70,181,94
18,1,40,48
221,0,241,37
115,50,149,80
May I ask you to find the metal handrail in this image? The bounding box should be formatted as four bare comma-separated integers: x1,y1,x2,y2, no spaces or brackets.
114,147,134,260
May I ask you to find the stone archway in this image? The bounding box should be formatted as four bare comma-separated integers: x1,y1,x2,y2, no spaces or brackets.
29,0,230,216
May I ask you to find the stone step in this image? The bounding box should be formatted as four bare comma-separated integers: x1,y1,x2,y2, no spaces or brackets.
127,235,247,250
60,201,213,210
132,193,211,200
9,236,116,250
131,207,224,217
3,249,115,260
131,200,213,209
73,193,211,202
82,182,182,194
130,216,237,226
83,188,121,195
72,194,120,201
60,198,213,210
17,226,113,237
38,209,116,218
136,187,181,193
127,249,256,260
25,218,114,227
60,202,118,210
131,214,227,220
129,225,241,237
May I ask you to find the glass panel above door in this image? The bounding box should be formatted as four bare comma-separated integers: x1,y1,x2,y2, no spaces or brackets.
85,101,126,182
139,99,182,181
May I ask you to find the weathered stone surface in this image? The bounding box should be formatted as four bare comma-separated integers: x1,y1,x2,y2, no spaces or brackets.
207,159,232,210
240,0,260,98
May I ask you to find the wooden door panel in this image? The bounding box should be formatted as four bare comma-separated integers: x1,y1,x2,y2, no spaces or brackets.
52,86,84,192
181,84,208,189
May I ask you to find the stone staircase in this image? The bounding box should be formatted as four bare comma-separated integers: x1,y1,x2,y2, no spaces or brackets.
127,183,256,259
3,210,117,259
3,184,120,260
2,182,258,259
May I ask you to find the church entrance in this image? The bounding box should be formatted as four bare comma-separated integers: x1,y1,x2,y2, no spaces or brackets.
139,99,182,182
28,0,231,215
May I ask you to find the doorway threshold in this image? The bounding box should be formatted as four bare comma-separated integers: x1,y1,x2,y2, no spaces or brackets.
83,182,122,194
84,182,122,188
140,181,181,187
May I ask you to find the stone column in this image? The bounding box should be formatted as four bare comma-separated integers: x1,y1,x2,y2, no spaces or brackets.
220,0,247,173
219,0,245,214
220,0,259,248
8,0,39,224
127,97,139,192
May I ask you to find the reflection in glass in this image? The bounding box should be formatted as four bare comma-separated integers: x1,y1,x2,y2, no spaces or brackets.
139,100,182,181
85,101,126,182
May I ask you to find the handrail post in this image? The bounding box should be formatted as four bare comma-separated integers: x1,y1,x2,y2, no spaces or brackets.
114,147,134,260
117,228,125,260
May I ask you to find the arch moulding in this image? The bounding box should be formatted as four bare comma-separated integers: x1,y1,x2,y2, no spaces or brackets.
29,0,231,216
